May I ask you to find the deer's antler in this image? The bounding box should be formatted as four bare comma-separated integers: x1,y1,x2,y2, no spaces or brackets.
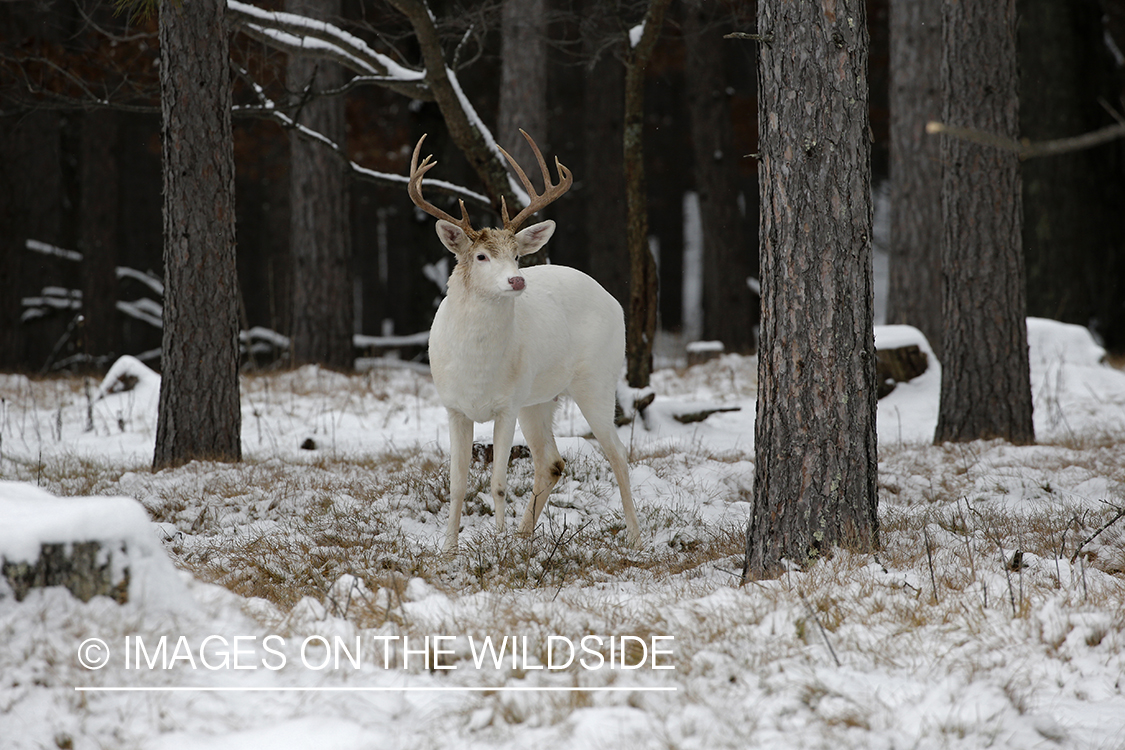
497,130,573,232
408,134,479,239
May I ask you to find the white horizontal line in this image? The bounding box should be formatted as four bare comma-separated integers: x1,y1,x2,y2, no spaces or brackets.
74,685,677,693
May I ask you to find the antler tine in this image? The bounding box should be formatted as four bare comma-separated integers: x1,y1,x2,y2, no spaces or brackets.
407,134,477,236
496,134,546,204
497,129,573,231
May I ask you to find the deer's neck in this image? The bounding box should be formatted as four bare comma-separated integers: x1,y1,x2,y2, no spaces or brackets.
439,279,519,352
430,280,524,417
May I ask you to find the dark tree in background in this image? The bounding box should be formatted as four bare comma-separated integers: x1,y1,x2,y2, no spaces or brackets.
287,0,354,369
153,0,243,469
581,1,630,309
499,0,548,177
0,111,62,369
886,0,942,359
499,0,549,264
79,109,122,366
622,0,671,388
683,0,755,354
388,0,528,217
0,2,69,370
744,0,879,579
1019,0,1125,352
933,0,1034,446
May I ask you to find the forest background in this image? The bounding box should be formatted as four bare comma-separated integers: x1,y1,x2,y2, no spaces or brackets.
2,0,1124,374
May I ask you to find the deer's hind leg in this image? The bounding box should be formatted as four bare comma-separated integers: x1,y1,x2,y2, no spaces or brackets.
570,380,640,547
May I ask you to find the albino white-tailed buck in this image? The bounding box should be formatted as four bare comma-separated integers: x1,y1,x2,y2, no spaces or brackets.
410,130,639,554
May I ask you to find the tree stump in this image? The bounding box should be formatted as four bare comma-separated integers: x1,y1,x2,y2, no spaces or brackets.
875,344,929,398
2,541,129,603
686,340,725,367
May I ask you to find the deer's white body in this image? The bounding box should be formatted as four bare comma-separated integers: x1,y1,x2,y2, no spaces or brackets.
431,264,622,423
428,219,639,553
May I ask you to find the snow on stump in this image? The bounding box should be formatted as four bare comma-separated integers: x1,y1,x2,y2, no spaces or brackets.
95,354,160,400
91,355,161,434
686,340,724,367
0,481,184,607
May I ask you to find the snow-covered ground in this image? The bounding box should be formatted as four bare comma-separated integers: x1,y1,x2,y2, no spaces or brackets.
1,318,1124,749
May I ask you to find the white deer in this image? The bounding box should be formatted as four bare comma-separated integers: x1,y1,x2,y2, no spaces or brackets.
409,130,640,554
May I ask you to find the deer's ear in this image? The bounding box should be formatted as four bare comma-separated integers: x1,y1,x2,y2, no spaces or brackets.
514,220,556,257
436,220,472,255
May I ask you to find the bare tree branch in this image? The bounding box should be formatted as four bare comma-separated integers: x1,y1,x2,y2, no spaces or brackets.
228,0,530,218
227,0,432,100
1069,502,1125,565
926,119,1125,160
234,65,489,208
385,0,528,216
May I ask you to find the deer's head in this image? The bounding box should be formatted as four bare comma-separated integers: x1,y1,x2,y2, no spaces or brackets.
408,130,571,297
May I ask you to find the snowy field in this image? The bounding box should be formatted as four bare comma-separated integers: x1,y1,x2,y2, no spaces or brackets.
1,317,1124,749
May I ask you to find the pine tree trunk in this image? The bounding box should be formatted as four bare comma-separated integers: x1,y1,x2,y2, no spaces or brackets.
153,0,242,469
744,0,879,579
623,0,670,389
933,0,1034,446
683,0,755,354
887,0,943,359
287,0,354,369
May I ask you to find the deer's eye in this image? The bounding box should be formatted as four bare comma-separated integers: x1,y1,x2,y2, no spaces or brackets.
476,253,489,262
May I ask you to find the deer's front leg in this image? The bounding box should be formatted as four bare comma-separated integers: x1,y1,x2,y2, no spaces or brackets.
444,409,474,555
489,410,518,534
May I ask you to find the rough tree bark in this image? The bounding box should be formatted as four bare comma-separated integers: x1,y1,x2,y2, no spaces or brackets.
683,0,755,354
153,0,243,469
933,0,1034,446
887,0,943,359
623,0,670,389
287,0,354,369
743,0,879,579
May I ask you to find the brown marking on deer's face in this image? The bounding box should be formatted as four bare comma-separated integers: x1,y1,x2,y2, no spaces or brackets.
437,219,555,298
450,226,525,297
